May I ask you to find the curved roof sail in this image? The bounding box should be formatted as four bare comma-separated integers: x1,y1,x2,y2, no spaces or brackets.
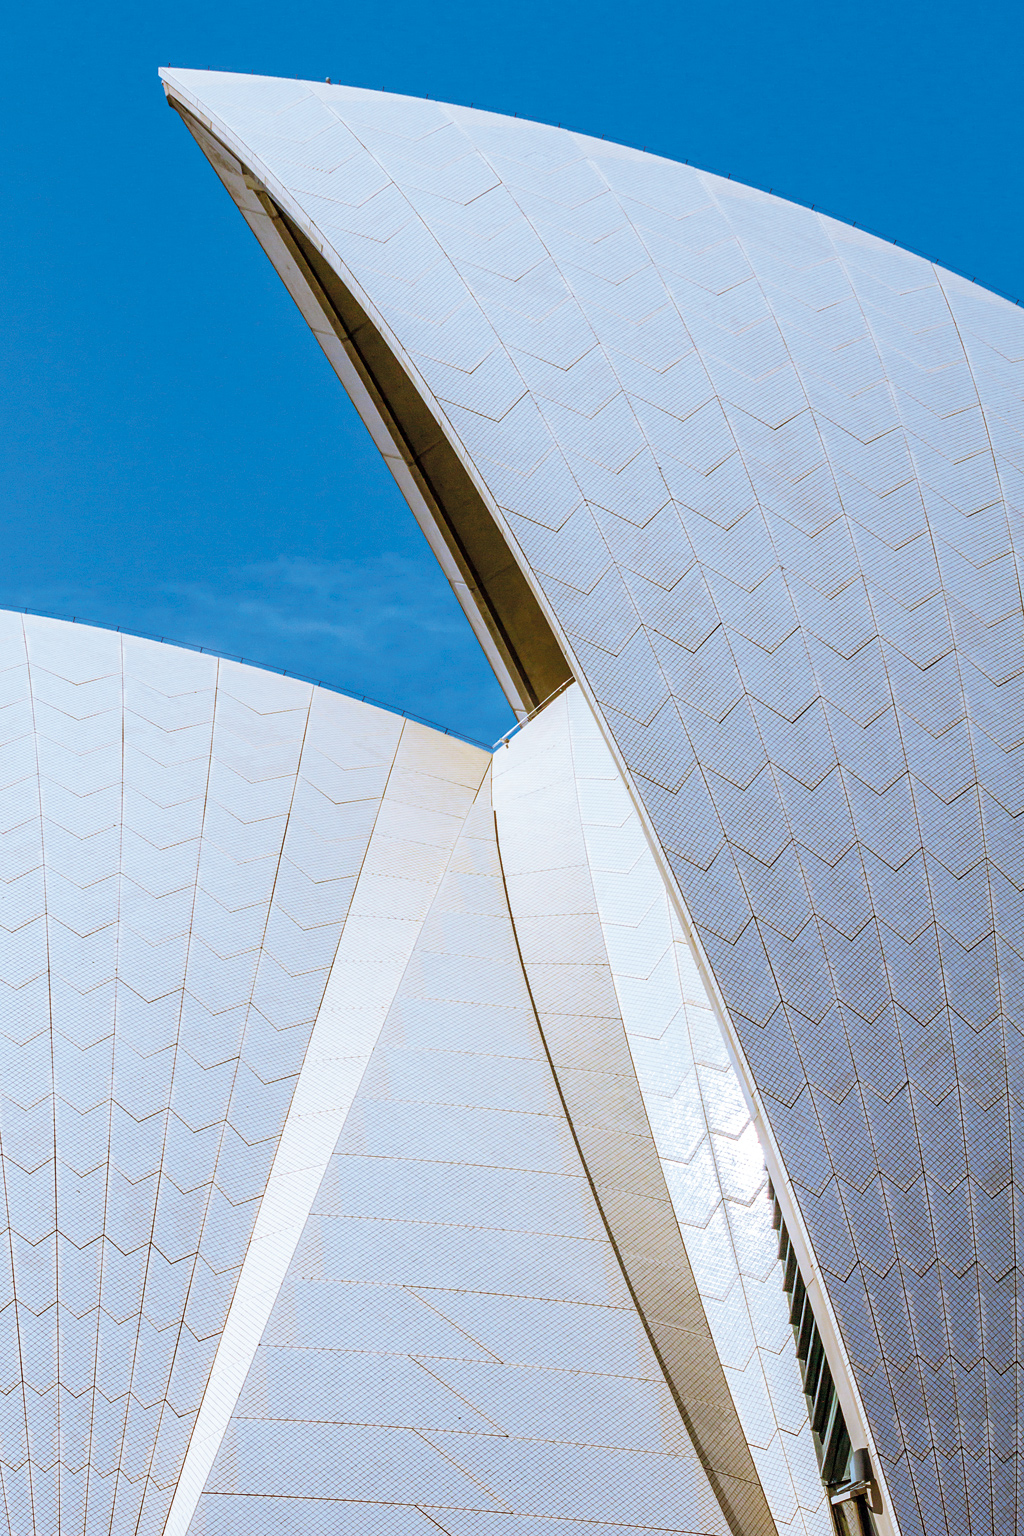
162,69,1024,1536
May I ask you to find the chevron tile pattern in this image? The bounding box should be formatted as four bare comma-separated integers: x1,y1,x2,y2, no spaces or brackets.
0,612,488,1536
162,68,1024,1536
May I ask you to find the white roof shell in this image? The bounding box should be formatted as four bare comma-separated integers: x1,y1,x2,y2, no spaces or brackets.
160,69,1024,1536
0,611,488,1536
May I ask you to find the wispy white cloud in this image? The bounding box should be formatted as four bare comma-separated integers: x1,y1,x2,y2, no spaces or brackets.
163,552,468,651
4,551,514,743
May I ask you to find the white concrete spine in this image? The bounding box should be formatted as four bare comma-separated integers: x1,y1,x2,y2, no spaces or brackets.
562,688,829,1536
189,767,735,1536
493,688,826,1536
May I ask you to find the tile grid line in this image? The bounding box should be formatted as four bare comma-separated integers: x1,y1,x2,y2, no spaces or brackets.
99,652,223,1533
24,611,62,1536
80,629,127,1529
80,633,133,1536
78,630,129,1535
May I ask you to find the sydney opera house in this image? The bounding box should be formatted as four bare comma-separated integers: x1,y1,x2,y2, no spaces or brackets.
1,63,1021,1536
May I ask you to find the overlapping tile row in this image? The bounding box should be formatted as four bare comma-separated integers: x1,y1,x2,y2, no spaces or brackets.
161,68,1024,1536
190,770,735,1536
0,611,489,1536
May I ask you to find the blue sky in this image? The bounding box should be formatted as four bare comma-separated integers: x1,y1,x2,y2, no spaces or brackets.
2,0,1021,744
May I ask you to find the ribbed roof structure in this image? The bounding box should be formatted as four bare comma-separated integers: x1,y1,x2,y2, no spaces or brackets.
160,69,1024,1536
190,690,796,1536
